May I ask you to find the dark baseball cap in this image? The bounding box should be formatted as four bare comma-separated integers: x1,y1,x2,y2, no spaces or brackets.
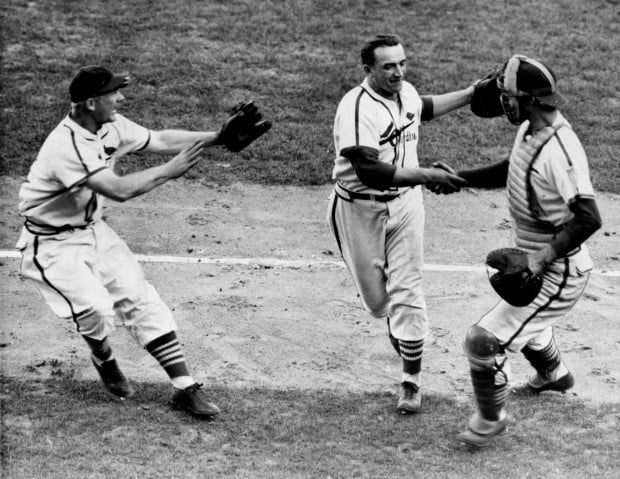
69,65,129,103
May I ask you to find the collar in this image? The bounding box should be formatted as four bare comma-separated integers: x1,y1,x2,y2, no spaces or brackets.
361,78,400,104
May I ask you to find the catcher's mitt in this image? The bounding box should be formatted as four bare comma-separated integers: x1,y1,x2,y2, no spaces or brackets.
486,248,543,307
471,67,504,118
218,100,272,152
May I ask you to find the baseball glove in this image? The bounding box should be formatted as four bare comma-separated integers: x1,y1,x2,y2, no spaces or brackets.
486,248,543,306
471,67,504,118
218,100,272,152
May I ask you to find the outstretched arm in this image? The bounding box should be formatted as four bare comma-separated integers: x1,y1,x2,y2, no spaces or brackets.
86,140,206,202
456,160,509,189
421,85,475,119
145,130,220,155
340,146,466,193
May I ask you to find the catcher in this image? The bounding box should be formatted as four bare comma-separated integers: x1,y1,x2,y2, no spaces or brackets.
15,65,270,417
452,55,602,446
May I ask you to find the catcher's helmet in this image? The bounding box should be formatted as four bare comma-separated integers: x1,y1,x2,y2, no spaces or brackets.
498,55,567,108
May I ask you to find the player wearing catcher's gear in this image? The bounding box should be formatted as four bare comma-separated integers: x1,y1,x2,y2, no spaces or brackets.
454,55,602,447
328,34,472,413
16,65,270,417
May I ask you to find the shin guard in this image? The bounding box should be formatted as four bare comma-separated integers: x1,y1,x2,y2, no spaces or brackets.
465,325,510,421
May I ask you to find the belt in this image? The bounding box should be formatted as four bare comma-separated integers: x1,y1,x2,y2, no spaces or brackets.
24,218,91,236
335,183,401,202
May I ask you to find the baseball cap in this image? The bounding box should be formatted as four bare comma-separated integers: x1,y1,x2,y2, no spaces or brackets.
69,65,129,103
501,55,567,108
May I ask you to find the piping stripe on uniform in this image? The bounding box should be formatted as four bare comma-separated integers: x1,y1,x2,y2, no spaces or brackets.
31,235,79,326
354,89,364,145
330,195,343,256
137,130,151,151
553,130,573,167
501,257,571,350
64,125,91,174
358,87,401,165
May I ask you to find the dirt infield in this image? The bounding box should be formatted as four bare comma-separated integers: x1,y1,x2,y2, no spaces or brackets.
1,175,619,404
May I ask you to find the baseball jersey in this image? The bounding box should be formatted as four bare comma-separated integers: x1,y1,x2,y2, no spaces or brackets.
507,113,595,252
17,113,150,234
332,78,426,194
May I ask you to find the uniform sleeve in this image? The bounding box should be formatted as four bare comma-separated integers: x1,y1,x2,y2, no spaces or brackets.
334,90,380,150
420,95,434,121
542,130,595,203
111,113,151,154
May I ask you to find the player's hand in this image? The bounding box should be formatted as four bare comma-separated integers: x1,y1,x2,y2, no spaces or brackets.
425,164,466,194
165,140,206,179
431,161,457,175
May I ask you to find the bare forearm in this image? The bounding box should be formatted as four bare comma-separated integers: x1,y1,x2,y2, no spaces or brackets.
429,86,475,118
87,164,175,202
148,130,220,154
115,164,176,200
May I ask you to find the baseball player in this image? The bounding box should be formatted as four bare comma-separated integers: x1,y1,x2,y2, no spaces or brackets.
454,55,602,446
16,65,268,417
327,34,473,413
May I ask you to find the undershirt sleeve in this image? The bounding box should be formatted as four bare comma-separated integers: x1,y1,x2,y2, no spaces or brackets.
457,160,509,188
420,95,434,121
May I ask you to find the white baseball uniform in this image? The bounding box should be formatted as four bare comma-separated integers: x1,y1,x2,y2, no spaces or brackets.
327,78,431,342
478,113,596,352
16,113,177,345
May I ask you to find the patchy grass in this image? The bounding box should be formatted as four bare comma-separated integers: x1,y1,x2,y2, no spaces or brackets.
1,0,619,191
1,377,619,478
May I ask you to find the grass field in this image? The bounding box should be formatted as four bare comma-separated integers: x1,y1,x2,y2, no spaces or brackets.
1,0,619,191
3,377,619,478
2,1,620,478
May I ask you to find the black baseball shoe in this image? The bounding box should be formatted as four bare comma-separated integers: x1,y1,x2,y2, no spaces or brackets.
396,382,421,414
169,383,221,418
512,371,575,396
92,358,134,399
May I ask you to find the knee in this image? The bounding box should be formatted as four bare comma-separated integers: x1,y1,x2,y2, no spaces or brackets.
464,325,500,358
362,296,388,318
76,308,116,340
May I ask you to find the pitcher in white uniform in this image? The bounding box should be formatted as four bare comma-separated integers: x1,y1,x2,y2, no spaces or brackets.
452,55,602,447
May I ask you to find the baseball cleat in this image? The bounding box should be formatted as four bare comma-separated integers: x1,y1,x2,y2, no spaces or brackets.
169,383,220,418
512,372,575,396
396,382,421,414
457,419,507,448
457,411,507,447
92,358,134,399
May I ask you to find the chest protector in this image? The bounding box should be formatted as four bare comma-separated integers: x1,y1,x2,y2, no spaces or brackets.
507,124,563,251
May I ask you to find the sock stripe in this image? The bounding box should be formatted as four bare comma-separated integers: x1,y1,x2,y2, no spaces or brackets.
146,332,190,379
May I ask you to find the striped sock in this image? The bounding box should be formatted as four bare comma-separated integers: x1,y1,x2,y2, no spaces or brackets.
398,339,424,376
522,336,562,380
146,332,192,384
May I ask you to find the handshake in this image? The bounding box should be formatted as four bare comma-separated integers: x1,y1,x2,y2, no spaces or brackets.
424,161,467,195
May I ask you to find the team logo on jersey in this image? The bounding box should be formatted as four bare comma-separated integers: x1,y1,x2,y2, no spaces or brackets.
379,119,417,146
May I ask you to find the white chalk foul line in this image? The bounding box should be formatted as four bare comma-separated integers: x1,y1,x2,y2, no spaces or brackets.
1,249,619,277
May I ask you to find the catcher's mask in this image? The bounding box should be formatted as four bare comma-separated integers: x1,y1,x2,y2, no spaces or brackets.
498,55,568,125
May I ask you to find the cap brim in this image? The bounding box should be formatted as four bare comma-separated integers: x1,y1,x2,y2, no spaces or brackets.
99,72,130,95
